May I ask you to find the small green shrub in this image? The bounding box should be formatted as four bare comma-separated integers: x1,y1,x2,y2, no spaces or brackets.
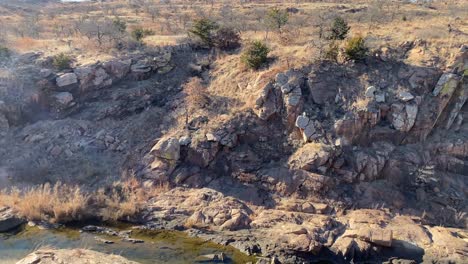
213,26,241,50
241,40,270,70
53,53,72,70
402,15,407,21
344,36,368,61
131,27,155,42
188,18,219,47
329,16,350,40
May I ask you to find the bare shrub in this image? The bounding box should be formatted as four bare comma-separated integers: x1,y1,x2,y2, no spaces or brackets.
183,77,209,126
213,26,241,50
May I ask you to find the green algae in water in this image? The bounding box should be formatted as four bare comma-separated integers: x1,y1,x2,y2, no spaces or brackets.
131,229,257,264
0,226,256,264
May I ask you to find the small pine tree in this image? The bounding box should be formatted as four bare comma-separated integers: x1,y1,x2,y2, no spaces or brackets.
329,16,350,40
188,18,219,47
265,7,289,33
53,53,72,70
344,36,368,61
241,40,270,70
131,28,154,42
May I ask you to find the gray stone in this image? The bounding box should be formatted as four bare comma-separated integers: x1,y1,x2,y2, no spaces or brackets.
179,136,191,146
93,68,110,87
275,72,288,86
39,69,53,78
375,92,386,103
365,86,377,98
303,123,316,142
151,137,180,161
295,114,310,129
56,73,78,87
398,91,415,102
131,59,152,73
284,87,302,106
53,92,74,106
103,59,132,79
391,103,418,132
433,73,459,96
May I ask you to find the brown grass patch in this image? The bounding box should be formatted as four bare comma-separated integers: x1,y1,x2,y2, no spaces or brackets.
0,178,170,223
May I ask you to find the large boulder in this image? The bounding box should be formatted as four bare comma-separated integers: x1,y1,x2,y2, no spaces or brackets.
56,73,78,88
151,137,180,161
0,207,25,232
103,59,132,79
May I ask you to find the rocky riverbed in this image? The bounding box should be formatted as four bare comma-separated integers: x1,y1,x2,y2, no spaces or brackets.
1,223,256,264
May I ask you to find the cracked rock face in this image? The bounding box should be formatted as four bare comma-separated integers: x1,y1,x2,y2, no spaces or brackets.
391,103,418,132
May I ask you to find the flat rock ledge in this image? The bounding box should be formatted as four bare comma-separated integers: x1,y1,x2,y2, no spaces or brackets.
16,249,139,264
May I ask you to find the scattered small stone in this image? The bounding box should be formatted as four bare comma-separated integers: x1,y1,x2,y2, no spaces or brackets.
122,238,144,244
95,237,114,244
195,253,226,262
397,91,415,102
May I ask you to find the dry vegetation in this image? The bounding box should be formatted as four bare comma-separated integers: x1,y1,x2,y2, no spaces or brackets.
0,0,467,226
0,178,168,223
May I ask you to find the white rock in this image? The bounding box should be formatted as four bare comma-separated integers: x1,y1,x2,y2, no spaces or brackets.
206,133,219,142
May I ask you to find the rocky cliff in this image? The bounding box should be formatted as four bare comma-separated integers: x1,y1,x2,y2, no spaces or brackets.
0,43,466,263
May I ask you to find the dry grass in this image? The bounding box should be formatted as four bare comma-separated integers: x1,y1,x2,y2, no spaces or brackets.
351,97,371,110
0,182,89,223
0,0,465,68
0,178,169,223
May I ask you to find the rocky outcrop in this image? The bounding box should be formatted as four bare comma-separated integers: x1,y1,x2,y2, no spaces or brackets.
17,249,139,264
253,70,304,129
390,103,418,132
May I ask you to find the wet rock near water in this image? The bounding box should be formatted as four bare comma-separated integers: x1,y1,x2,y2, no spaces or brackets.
0,207,25,232
16,249,139,264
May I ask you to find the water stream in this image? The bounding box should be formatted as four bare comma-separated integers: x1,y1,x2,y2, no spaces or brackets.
0,226,256,264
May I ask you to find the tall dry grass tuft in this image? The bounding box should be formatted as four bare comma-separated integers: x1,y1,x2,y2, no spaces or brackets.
96,177,169,222
0,178,170,224
0,182,89,223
